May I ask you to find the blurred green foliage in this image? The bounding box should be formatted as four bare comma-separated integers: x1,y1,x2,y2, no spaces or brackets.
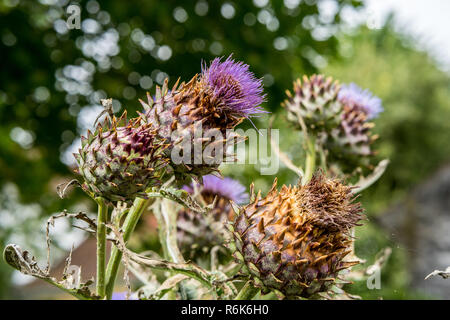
1,0,450,299
324,19,450,214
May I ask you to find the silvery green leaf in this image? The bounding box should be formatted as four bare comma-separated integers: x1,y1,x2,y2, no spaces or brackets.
3,244,97,300
425,266,450,280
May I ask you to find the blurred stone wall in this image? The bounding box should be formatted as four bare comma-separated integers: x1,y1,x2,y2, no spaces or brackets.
378,164,450,299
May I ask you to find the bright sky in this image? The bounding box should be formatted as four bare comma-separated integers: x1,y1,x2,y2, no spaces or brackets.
364,0,450,72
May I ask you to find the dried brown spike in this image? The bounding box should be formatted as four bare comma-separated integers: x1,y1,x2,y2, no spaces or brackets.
274,229,286,243
257,218,265,233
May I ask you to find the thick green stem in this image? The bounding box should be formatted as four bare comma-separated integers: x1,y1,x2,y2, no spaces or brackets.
104,196,153,299
235,281,259,300
301,137,316,185
95,197,108,298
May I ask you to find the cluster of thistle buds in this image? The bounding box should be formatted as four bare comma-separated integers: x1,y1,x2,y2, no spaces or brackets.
283,75,384,177
4,56,388,301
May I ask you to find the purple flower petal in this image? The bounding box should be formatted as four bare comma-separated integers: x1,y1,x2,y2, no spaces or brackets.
183,174,248,204
111,292,137,300
201,55,266,117
338,83,383,119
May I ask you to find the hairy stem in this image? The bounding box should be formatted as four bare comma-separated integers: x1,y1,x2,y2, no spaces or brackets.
235,281,259,300
155,199,190,299
301,136,316,185
159,199,184,263
95,197,108,298
105,196,153,299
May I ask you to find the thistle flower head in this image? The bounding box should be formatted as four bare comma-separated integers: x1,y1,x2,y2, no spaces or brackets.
183,174,248,204
338,83,383,119
178,175,248,261
140,57,265,182
201,55,266,117
230,172,364,298
326,83,381,175
74,114,169,202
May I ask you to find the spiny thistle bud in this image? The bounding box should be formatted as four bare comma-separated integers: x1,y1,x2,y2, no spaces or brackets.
74,113,169,202
140,56,266,183
177,175,248,261
282,75,342,134
326,83,383,174
229,172,364,298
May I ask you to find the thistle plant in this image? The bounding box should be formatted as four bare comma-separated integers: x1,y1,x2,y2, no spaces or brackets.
3,60,389,300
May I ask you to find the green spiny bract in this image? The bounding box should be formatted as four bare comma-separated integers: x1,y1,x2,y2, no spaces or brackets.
229,173,364,298
74,113,169,203
283,75,343,135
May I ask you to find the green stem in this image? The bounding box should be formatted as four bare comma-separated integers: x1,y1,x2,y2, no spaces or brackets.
95,197,108,298
104,196,153,299
235,281,259,300
301,136,316,185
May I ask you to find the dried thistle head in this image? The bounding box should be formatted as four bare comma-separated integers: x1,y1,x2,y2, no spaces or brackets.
230,172,364,298
296,172,363,231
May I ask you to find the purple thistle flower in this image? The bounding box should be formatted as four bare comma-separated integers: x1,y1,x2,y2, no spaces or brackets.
201,55,266,117
183,174,249,204
338,83,383,119
111,292,138,300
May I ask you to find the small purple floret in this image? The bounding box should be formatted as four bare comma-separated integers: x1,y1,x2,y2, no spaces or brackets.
183,174,249,204
201,55,266,117
338,83,383,119
111,292,137,300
